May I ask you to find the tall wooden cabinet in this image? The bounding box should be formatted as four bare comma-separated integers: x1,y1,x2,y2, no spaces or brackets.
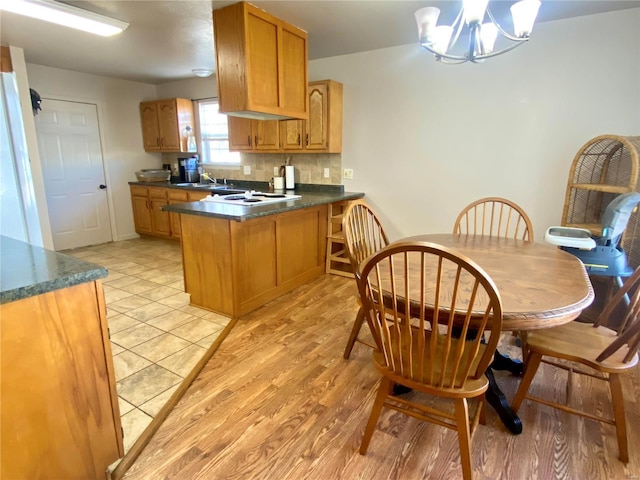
140,98,195,152
213,1,308,120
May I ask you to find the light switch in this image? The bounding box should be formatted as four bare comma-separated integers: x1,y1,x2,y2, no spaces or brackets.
243,165,251,175
323,168,330,178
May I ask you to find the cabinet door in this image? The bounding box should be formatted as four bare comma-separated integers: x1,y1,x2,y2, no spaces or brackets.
280,119,303,151
167,190,188,239
131,196,152,234
168,203,182,239
254,120,280,151
246,10,279,111
228,116,253,151
140,102,160,151
150,198,171,237
156,100,181,151
280,25,308,116
305,83,328,150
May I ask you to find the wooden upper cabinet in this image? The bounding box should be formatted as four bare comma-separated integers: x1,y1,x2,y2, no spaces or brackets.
228,117,280,151
139,98,195,152
213,1,308,120
140,102,161,151
255,120,280,150
280,119,304,151
281,80,343,153
228,117,253,151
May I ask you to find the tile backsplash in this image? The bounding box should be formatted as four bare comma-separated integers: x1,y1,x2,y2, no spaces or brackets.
162,152,343,185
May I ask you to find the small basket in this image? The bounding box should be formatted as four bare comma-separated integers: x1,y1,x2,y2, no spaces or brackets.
135,170,170,183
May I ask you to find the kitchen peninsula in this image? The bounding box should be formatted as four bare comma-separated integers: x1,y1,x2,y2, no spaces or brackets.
164,188,364,318
0,236,123,480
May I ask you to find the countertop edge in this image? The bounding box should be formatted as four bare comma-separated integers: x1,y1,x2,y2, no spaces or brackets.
0,236,109,305
162,191,365,221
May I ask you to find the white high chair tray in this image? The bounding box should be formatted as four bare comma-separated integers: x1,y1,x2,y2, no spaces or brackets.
544,226,597,249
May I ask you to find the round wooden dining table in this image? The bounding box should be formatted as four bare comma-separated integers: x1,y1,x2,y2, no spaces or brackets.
395,233,596,434
401,233,595,331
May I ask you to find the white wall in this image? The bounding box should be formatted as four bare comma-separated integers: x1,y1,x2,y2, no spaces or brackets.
309,8,640,241
19,8,640,244
26,65,159,241
156,76,217,100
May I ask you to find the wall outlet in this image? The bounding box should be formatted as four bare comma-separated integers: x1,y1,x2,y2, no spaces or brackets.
323,168,330,178
274,166,280,176
343,168,354,180
243,165,251,175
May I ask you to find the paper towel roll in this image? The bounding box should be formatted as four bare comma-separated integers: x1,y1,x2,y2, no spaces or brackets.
285,165,295,190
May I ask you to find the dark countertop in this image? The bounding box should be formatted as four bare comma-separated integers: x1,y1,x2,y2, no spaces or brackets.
0,236,108,304
162,190,365,222
128,180,346,193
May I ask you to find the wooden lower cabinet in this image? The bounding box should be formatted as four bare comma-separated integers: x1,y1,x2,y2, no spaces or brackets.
131,186,208,239
131,193,152,234
180,204,328,318
0,281,123,479
148,187,172,237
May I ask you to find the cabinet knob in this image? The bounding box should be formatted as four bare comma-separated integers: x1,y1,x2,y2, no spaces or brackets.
297,134,301,146
99,184,107,190
306,133,309,146
247,135,251,146
254,135,258,147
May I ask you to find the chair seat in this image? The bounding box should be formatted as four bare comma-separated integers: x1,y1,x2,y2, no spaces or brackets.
526,321,639,373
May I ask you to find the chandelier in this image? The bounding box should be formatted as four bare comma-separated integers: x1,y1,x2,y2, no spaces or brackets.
414,0,541,64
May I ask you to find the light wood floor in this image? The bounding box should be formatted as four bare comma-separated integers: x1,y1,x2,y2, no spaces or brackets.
122,274,640,480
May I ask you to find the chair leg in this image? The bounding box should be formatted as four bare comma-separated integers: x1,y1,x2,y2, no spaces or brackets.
454,398,473,480
608,373,629,463
359,377,390,455
344,305,366,359
511,350,543,413
479,395,486,426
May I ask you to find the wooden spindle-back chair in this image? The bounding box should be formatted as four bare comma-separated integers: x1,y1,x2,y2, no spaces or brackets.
453,197,534,241
357,241,503,480
512,266,640,463
342,199,389,359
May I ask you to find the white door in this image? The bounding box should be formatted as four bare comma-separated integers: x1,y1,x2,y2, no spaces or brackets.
35,99,112,250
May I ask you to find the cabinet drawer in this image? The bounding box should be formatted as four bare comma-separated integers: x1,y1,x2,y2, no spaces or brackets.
130,185,148,197
167,190,189,201
148,187,168,199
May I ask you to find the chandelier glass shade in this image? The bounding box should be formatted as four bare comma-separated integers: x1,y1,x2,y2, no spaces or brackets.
415,0,541,64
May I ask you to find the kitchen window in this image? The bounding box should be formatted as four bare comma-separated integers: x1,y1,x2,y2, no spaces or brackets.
196,99,240,165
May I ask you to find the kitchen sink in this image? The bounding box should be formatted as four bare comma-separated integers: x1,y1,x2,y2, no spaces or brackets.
174,182,234,189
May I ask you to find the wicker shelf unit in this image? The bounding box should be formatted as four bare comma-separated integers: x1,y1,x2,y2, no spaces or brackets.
562,135,640,268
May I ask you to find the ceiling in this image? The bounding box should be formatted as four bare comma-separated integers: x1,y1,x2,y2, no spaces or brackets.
1,0,638,85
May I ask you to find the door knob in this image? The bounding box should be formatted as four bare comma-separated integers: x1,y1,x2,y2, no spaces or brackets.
99,184,107,189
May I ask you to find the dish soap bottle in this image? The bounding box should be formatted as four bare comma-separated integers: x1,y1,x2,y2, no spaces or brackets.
184,126,197,152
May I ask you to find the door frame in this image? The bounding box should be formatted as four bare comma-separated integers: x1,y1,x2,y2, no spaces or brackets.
37,94,118,246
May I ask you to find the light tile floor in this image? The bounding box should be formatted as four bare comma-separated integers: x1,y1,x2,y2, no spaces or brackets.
63,237,230,453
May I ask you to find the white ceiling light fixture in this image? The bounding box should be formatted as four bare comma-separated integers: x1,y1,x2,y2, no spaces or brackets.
415,0,541,64
0,0,129,37
192,69,213,78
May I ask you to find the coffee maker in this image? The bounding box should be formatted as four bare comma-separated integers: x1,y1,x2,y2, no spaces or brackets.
178,155,199,182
